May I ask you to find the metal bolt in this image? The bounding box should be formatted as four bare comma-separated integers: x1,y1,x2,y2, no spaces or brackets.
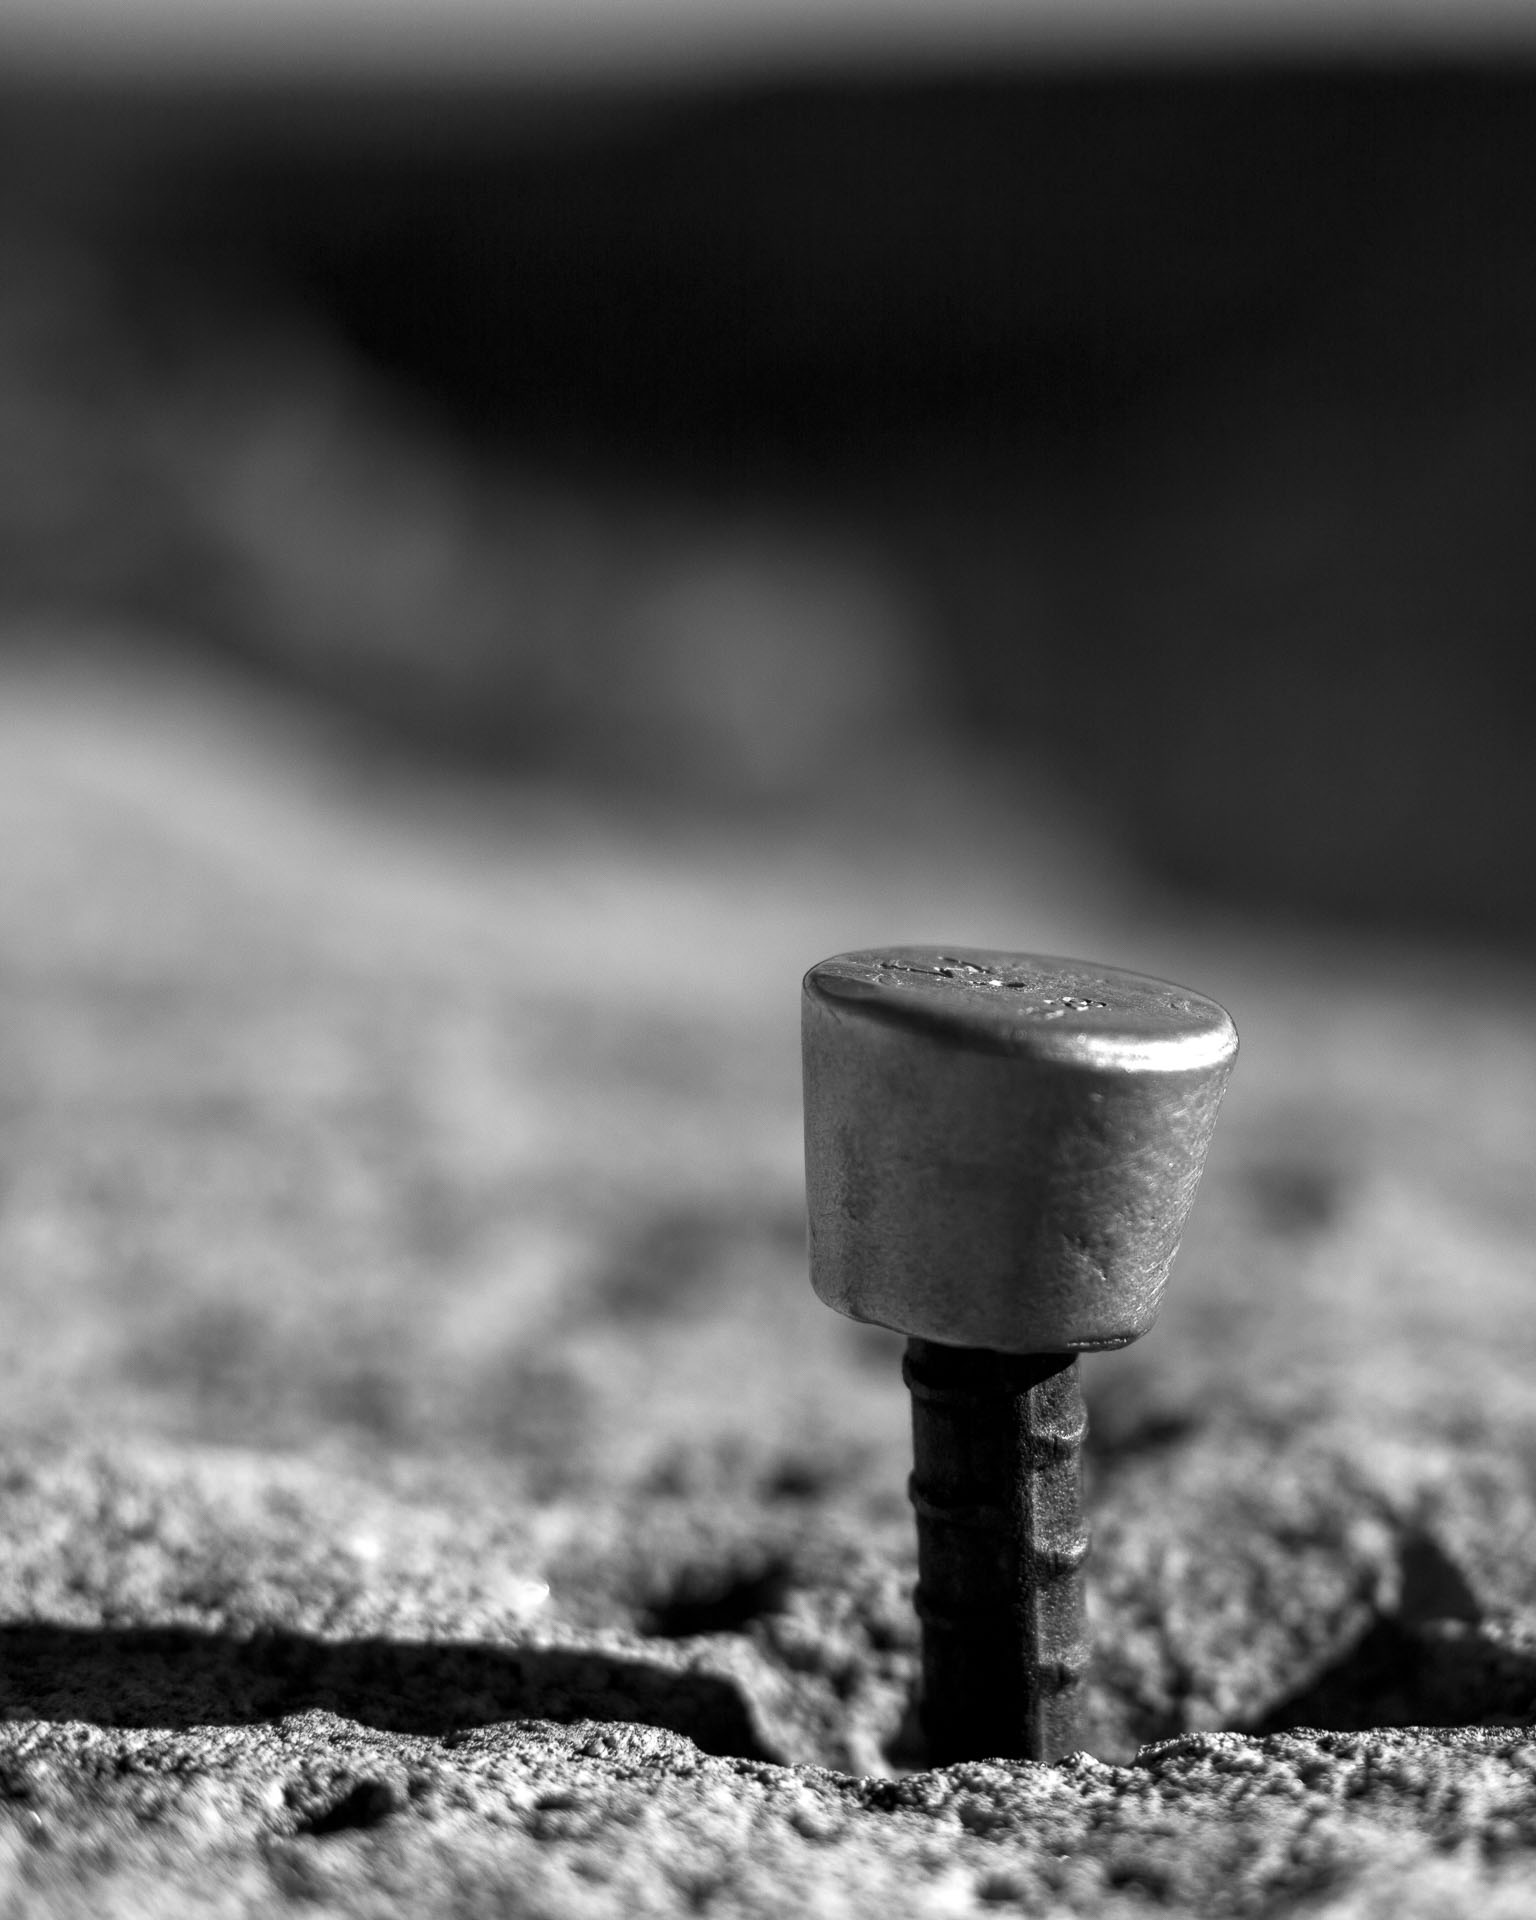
802,947,1237,1764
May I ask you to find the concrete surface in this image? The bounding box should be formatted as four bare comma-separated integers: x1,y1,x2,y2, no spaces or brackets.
3,636,1536,1914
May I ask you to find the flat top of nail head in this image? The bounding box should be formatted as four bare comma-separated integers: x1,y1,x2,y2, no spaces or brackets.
804,947,1237,1072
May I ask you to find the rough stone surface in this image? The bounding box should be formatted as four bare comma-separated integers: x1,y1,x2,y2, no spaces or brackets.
4,636,1536,1914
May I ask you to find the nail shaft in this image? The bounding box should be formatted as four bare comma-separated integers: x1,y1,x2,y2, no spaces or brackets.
905,1338,1090,1763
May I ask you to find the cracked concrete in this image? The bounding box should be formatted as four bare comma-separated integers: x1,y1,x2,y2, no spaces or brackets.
4,639,1536,1914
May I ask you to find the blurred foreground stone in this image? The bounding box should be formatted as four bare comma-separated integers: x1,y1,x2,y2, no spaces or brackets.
3,639,1536,1914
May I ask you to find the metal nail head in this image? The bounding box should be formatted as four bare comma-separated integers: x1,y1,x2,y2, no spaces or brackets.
801,947,1237,1764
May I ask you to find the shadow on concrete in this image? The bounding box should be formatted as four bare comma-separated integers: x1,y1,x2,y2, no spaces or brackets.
1252,1536,1536,1736
0,1623,775,1761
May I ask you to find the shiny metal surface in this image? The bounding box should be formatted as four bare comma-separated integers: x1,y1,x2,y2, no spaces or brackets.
802,947,1237,1354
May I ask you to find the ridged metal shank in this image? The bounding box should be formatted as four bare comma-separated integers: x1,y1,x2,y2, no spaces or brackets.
905,1337,1090,1764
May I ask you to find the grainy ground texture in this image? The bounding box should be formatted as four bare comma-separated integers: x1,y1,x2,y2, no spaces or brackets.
4,637,1536,1917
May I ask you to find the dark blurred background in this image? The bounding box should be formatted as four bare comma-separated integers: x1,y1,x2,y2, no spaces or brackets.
3,7,1535,936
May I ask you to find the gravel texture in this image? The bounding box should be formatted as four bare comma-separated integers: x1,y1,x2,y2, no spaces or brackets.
4,637,1536,1915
